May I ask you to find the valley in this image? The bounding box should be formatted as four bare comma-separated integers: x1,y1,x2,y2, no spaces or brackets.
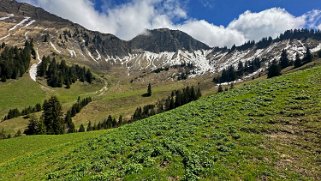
0,0,321,180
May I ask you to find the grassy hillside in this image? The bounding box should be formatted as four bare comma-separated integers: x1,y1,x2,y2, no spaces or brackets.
0,65,320,180
0,75,46,116
0,72,215,134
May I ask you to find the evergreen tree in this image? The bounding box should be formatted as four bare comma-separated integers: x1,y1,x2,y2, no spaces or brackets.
237,61,244,77
24,116,46,135
78,124,85,132
218,85,223,93
118,115,123,126
42,96,65,134
294,54,302,68
106,115,113,128
267,60,281,78
279,49,290,69
65,110,75,133
196,87,202,99
87,121,92,131
67,122,75,133
303,47,313,63
147,83,152,97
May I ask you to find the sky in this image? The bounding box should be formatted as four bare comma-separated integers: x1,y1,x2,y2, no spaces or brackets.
17,0,321,48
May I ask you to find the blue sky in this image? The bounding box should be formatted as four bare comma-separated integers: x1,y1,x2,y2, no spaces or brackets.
93,0,321,26
18,0,321,47
188,0,321,26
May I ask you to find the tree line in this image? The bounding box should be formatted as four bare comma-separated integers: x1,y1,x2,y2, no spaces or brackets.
0,128,22,140
3,103,42,121
64,97,92,133
134,86,202,121
24,96,92,135
0,41,35,82
37,56,94,88
230,29,321,51
268,47,313,78
77,86,202,133
214,58,262,84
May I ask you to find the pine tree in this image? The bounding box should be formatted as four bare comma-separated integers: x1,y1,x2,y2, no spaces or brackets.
87,121,92,131
196,87,202,99
267,60,281,78
294,54,302,68
42,96,65,134
24,115,46,135
118,115,123,126
106,115,113,128
279,49,290,69
303,47,313,63
218,85,223,93
68,122,76,133
78,124,85,132
237,61,244,77
147,83,152,97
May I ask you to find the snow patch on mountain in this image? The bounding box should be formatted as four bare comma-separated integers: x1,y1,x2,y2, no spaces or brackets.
24,20,35,28
0,33,10,41
29,49,42,82
67,49,76,57
311,43,321,53
9,17,30,31
50,42,61,54
96,50,101,60
0,14,14,21
87,50,97,62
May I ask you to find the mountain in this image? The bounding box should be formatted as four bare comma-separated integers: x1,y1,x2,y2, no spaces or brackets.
130,28,210,53
1,0,321,81
0,0,71,25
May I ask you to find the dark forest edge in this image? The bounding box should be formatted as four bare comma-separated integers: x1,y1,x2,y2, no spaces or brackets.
214,46,319,84
37,56,94,88
78,85,202,133
0,41,35,82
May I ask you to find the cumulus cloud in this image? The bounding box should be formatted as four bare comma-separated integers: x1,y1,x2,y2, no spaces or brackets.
302,9,321,29
176,20,246,48
17,0,321,48
227,8,305,41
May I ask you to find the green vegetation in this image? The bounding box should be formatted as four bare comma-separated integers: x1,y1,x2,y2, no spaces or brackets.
0,75,46,117
0,41,35,82
1,64,320,180
214,58,261,83
37,57,94,88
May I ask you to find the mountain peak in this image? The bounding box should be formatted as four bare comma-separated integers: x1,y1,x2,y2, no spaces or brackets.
130,28,211,53
0,0,70,24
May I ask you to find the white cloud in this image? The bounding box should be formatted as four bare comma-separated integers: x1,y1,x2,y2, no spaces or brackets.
318,24,321,30
176,20,246,47
302,9,321,29
227,8,306,41
16,0,321,48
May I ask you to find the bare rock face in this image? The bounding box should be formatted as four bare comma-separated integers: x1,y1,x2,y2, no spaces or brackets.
130,28,210,53
0,0,70,24
1,0,321,80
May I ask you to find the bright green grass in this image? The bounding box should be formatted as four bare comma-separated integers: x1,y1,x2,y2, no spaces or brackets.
0,75,46,117
1,66,321,180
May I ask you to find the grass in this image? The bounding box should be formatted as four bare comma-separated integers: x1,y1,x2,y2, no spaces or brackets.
0,65,320,180
0,69,216,134
0,75,46,117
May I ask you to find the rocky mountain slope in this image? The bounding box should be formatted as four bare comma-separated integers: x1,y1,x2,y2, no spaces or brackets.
1,0,321,81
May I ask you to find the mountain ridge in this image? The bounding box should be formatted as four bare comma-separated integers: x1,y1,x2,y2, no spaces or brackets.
1,0,321,81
